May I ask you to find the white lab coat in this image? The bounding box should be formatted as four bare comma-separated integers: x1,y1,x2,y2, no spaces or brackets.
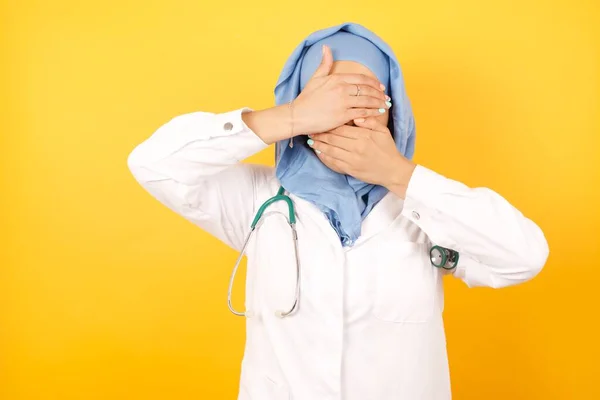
128,107,549,400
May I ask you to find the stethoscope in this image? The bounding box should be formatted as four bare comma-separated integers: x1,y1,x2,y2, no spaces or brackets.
227,186,459,318
227,187,300,319
429,246,460,270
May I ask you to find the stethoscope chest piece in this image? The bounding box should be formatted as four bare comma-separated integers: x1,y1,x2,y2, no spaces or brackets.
430,245,459,270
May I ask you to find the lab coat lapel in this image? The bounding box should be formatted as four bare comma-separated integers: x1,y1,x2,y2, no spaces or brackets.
290,190,405,247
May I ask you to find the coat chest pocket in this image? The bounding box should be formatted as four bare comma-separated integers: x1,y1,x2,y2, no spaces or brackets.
372,242,436,323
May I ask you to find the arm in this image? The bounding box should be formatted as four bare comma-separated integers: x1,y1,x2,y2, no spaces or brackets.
392,165,549,288
307,117,549,288
128,48,388,250
127,107,277,251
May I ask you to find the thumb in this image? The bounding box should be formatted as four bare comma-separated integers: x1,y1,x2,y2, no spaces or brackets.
310,44,333,79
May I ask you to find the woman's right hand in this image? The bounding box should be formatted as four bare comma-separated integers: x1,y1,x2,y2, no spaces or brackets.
242,45,389,145
292,45,389,135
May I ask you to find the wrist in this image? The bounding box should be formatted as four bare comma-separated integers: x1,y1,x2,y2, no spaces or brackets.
290,98,314,135
385,156,416,199
242,104,291,145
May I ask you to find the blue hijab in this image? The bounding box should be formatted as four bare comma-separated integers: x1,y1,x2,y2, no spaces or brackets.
274,22,416,247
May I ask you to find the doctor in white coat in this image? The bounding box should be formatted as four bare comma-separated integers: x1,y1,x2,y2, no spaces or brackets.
128,23,549,400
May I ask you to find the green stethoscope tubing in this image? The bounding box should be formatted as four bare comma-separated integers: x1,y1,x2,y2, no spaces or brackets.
250,186,296,228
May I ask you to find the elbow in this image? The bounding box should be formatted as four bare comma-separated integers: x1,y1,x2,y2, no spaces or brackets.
485,230,549,289
508,219,550,284
521,219,550,281
523,235,549,281
127,146,141,178
504,231,549,286
127,144,151,183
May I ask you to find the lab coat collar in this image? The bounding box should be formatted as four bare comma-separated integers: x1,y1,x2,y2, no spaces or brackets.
289,190,405,250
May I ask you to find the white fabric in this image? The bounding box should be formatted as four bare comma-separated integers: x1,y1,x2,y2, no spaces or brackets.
128,108,549,400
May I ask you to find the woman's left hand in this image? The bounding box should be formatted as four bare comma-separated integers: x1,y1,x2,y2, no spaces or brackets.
308,117,417,198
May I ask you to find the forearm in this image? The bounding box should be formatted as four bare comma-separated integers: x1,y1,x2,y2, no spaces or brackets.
128,108,267,185
242,104,293,145
128,108,274,252
397,165,548,282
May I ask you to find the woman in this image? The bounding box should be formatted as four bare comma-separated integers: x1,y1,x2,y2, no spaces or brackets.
128,23,548,400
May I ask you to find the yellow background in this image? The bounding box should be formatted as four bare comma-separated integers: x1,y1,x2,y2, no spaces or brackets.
1,0,599,398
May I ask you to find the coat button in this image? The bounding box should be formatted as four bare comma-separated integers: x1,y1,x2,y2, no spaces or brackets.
223,122,234,131
412,211,420,220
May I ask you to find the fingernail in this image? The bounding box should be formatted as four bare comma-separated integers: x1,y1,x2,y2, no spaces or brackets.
315,149,321,155
385,100,392,108
307,138,315,146
308,134,313,138
354,118,365,123
378,108,385,114
385,95,391,101
380,84,386,91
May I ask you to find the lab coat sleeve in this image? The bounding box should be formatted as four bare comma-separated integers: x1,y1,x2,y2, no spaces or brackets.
401,165,549,288
127,107,271,251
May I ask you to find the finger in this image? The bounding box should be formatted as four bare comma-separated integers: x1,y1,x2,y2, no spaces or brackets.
311,45,333,79
309,132,356,151
345,107,388,120
347,94,390,111
316,125,362,139
352,116,390,133
336,73,386,92
308,138,352,161
316,150,352,172
346,85,389,102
